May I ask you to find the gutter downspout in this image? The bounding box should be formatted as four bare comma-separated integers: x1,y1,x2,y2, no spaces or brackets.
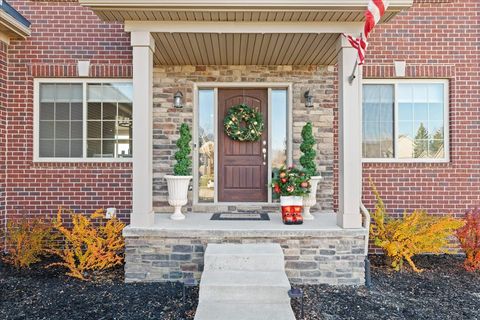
360,203,371,288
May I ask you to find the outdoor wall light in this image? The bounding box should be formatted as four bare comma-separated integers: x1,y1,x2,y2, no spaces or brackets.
304,90,314,108
174,91,184,108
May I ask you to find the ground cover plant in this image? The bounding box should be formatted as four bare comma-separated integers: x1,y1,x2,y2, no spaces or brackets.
456,208,480,271
369,181,464,272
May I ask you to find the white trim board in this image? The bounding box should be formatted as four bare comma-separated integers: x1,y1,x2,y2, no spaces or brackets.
80,0,413,10
125,21,364,35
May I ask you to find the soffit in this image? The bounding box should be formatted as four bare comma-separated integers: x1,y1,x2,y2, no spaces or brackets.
151,32,341,65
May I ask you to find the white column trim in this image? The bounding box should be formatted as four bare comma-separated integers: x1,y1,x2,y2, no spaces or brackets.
125,20,363,35
131,31,155,227
337,35,363,229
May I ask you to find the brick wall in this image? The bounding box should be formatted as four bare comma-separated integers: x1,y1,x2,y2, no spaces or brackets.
0,41,7,248
3,0,479,233
4,0,133,225
359,0,480,217
152,65,335,213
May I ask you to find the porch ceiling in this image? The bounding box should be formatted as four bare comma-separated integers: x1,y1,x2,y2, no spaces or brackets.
151,32,340,66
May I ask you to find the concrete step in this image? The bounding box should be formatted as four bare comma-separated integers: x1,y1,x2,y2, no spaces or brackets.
194,302,296,320
199,270,291,303
204,243,285,272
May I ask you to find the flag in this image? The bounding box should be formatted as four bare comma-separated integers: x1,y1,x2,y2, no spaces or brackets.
345,0,389,65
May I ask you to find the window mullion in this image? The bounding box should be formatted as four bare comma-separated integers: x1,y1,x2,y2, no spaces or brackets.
394,82,398,160
83,82,87,159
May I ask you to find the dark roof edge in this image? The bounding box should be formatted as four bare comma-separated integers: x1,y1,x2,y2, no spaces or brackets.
1,0,31,28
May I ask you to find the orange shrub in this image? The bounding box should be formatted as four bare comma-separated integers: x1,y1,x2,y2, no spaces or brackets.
456,209,480,271
370,181,464,272
2,219,54,268
48,208,125,280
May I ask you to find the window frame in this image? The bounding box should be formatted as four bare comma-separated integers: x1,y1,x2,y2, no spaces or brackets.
362,78,450,163
33,78,133,163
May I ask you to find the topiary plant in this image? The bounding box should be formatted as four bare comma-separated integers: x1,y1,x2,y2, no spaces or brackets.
300,122,319,177
174,123,192,176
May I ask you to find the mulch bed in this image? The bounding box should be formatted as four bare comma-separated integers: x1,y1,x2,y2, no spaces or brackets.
1,255,479,320
292,255,480,320
0,257,198,320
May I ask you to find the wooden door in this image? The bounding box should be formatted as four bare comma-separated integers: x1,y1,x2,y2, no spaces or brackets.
218,88,268,202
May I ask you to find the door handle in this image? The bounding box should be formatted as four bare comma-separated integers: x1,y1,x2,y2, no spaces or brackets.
262,147,267,165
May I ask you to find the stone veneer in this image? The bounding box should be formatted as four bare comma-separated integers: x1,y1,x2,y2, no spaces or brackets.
124,223,366,285
152,65,335,213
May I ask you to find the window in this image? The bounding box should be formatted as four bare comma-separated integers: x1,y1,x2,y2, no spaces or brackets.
362,80,449,162
35,80,133,161
271,89,288,170
197,89,215,203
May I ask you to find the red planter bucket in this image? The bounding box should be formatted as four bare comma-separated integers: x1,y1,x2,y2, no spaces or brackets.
280,196,304,225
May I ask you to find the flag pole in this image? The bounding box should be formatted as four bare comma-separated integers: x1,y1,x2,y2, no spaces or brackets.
348,32,362,84
348,60,358,84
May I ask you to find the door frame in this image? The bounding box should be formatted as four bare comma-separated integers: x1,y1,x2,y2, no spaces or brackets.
193,82,293,205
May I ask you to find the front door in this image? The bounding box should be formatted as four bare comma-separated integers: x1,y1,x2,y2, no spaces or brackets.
218,88,268,202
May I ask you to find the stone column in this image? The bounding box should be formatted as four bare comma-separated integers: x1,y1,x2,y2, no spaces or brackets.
131,31,155,227
337,36,363,229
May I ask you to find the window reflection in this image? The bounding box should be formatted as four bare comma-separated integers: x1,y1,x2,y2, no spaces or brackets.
271,90,288,169
362,85,395,158
198,90,215,202
87,83,133,158
397,84,444,159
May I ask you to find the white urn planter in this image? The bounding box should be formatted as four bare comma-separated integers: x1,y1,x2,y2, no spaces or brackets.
280,195,304,208
165,175,192,220
303,176,323,220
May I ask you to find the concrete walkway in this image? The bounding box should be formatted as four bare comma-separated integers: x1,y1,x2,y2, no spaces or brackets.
194,243,295,320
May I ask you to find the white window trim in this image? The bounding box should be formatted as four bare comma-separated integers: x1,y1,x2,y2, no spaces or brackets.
33,78,133,163
362,78,450,164
192,82,293,205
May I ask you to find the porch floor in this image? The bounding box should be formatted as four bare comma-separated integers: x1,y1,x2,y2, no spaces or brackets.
124,212,366,238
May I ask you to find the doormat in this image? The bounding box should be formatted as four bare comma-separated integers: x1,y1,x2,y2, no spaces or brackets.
210,213,270,221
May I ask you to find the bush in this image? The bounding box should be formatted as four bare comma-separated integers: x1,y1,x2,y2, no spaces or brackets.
369,181,464,272
456,209,480,271
48,208,125,280
174,123,192,176
2,218,54,268
299,122,318,177
271,165,310,197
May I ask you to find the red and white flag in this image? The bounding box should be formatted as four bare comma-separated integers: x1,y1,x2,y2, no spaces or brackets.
345,0,389,65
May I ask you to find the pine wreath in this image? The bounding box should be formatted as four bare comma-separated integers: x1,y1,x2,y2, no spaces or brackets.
224,104,264,142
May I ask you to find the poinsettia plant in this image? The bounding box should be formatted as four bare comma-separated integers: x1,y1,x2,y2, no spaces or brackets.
272,165,310,197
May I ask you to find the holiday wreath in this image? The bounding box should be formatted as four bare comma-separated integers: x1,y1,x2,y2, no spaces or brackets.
223,104,264,142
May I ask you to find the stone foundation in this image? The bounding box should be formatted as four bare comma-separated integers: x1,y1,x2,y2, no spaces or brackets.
124,214,366,285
